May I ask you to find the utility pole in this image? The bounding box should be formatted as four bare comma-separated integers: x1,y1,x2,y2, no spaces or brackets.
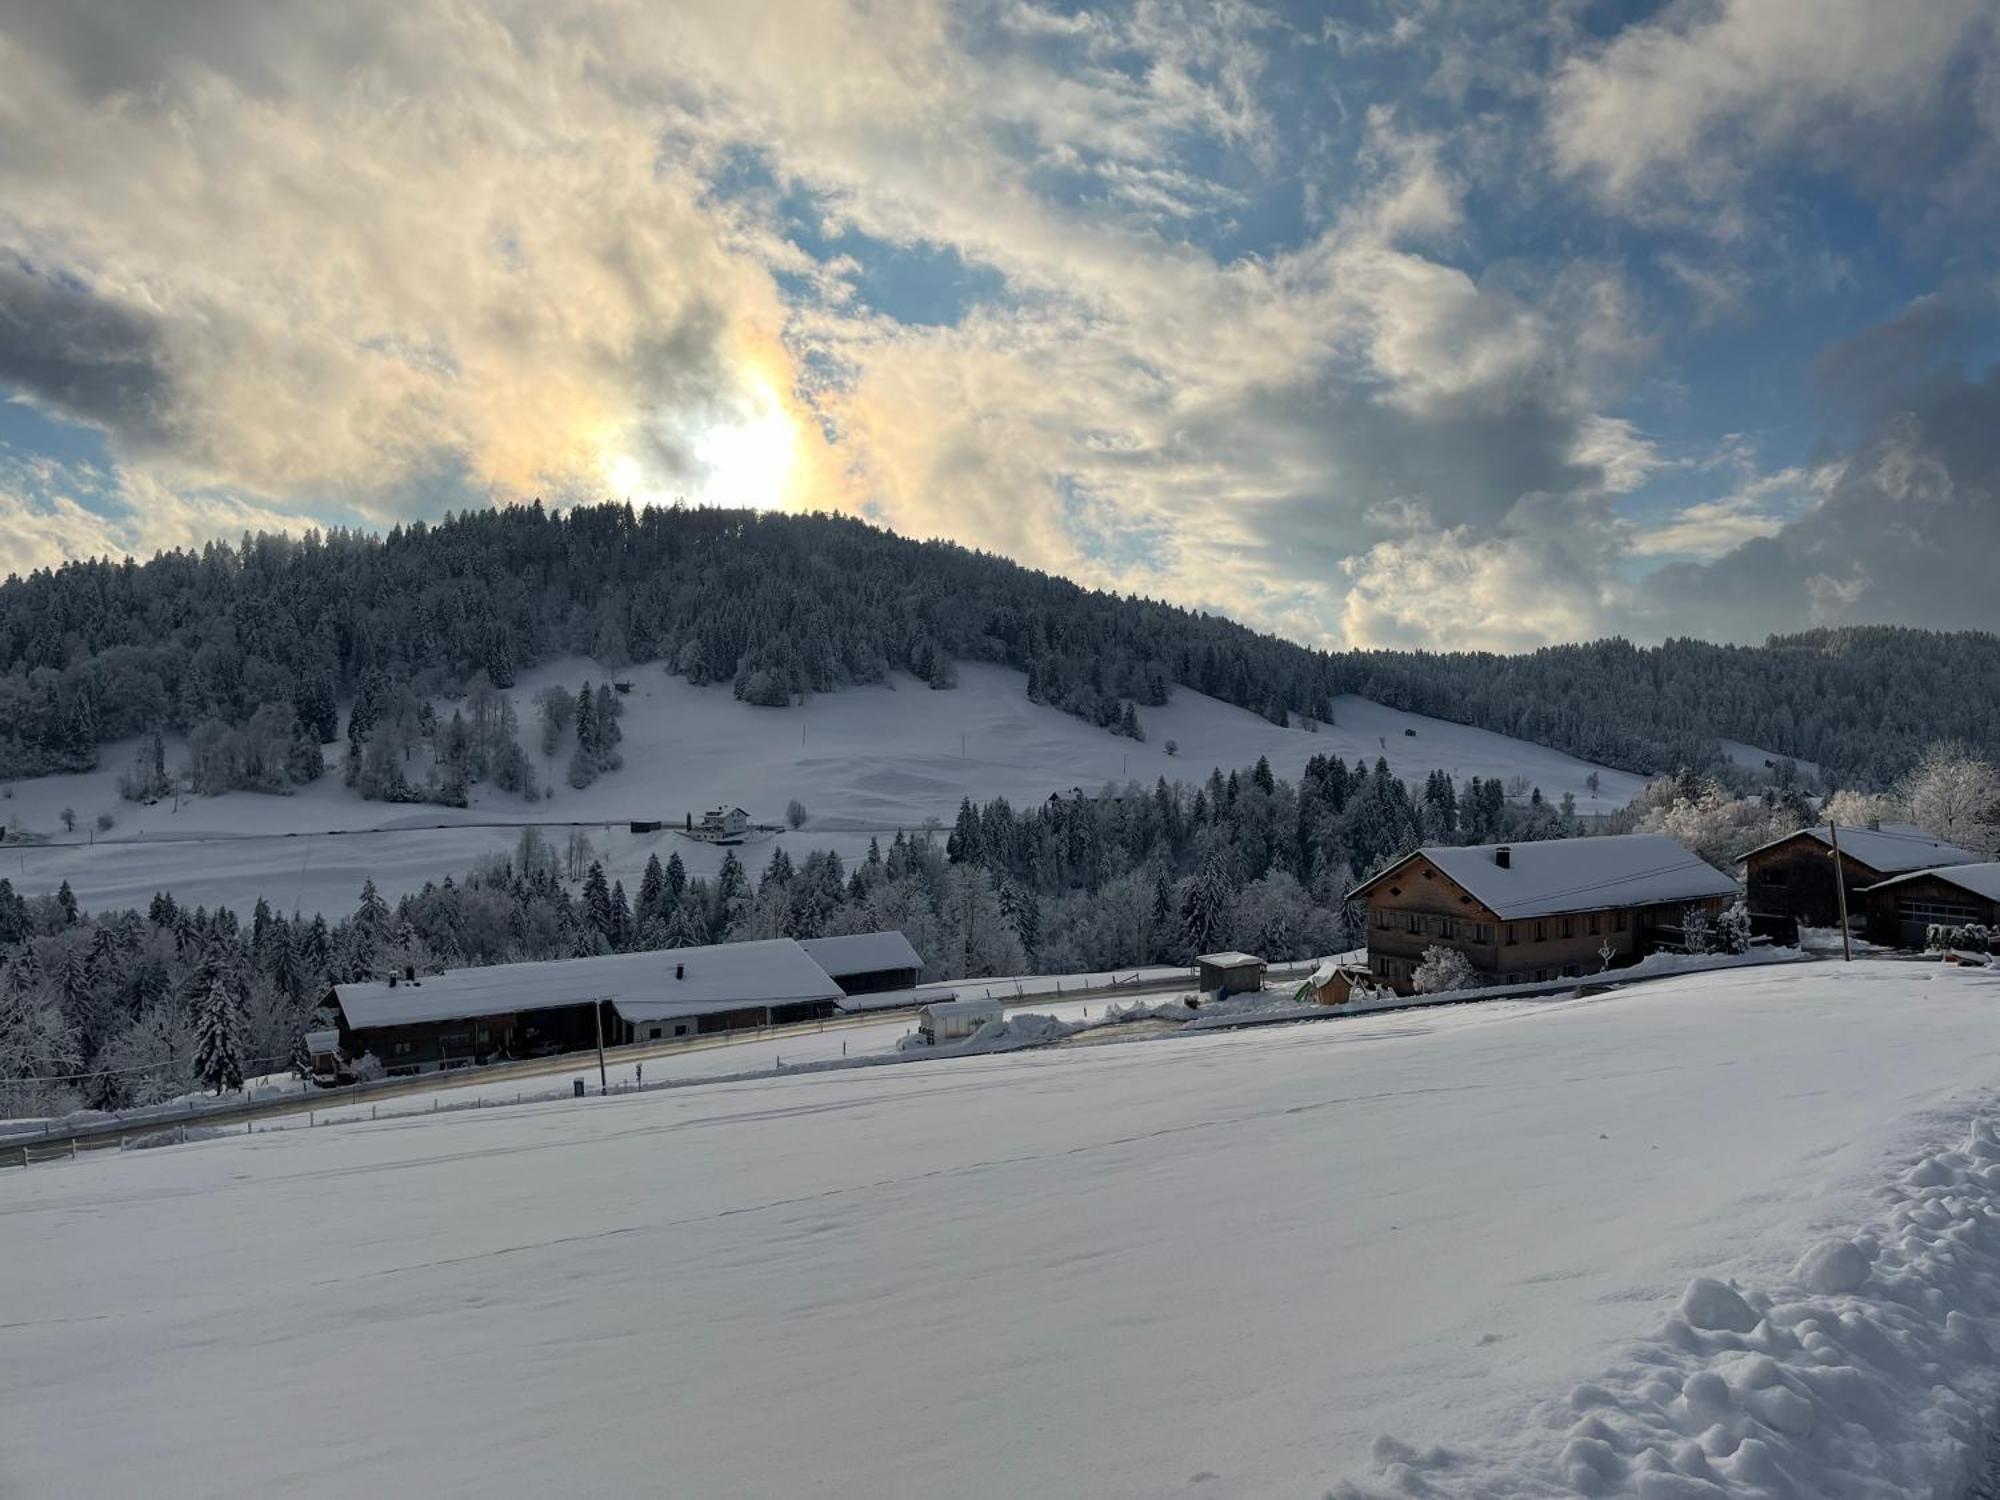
1827,821,1852,962
594,1001,608,1094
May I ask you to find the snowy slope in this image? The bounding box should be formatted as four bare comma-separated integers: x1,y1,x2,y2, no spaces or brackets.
0,661,1647,917
6,961,2000,1498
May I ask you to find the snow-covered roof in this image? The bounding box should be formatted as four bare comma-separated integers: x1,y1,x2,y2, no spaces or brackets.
1196,952,1266,968
333,940,843,1030
922,997,1004,1019
1737,823,1981,876
799,931,923,979
1861,861,2000,902
1354,835,1739,920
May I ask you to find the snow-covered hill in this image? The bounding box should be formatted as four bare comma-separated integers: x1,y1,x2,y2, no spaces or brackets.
0,661,1646,917
6,961,2000,1497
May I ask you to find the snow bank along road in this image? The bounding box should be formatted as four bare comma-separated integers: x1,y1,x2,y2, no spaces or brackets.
7,963,2000,1497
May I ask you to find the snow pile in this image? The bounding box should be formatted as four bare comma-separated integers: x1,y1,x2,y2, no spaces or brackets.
1338,1113,2000,1498
934,1010,1083,1053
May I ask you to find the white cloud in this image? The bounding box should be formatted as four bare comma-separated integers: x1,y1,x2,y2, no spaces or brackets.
1629,465,1822,559
1548,0,1995,221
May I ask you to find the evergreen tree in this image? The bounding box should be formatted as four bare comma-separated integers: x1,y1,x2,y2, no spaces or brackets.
583,862,613,940
192,967,245,1094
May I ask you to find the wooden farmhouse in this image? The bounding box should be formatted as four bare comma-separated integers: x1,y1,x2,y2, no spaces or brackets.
1739,823,1978,933
1347,834,1740,994
1859,862,2000,950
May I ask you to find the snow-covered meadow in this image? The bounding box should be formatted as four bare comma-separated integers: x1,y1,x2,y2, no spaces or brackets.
0,660,1646,917
7,960,2000,1497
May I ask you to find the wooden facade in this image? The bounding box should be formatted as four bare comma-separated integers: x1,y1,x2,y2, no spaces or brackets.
1861,871,2000,950
1352,850,1730,995
1741,833,1886,931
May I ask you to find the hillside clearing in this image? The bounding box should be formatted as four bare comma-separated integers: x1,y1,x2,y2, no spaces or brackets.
0,661,1644,916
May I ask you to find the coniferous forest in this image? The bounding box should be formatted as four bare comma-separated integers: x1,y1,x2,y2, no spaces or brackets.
0,745,1632,1117
2,503,1996,789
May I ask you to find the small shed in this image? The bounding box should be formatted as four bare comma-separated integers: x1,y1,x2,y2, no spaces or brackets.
304,1026,344,1083
1299,959,1374,1006
918,997,1004,1045
1196,951,1267,1000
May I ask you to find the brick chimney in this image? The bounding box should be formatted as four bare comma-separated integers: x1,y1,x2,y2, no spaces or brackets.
1494,846,1511,869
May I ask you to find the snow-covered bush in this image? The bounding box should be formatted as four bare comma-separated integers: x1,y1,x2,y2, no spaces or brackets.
1411,945,1480,995
350,1052,387,1083
1927,924,1993,958
1682,906,1716,956
1717,900,1753,956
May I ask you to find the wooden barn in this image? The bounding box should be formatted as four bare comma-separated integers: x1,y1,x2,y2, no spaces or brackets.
324,938,850,1074
1347,835,1740,995
800,931,925,998
1739,824,1978,933
1859,862,2000,950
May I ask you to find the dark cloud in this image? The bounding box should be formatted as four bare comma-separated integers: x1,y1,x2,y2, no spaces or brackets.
1811,295,1963,421
0,262,174,446
1645,354,2000,639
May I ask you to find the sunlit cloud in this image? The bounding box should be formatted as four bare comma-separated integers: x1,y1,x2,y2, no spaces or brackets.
0,0,1994,647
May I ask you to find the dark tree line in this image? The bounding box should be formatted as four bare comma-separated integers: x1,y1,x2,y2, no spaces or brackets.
2,503,1993,788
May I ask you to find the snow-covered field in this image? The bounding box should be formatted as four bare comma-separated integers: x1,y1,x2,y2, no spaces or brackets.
7,960,2000,1498
0,660,1646,917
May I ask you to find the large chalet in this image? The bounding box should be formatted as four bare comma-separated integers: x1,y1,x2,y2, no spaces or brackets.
1348,834,1740,993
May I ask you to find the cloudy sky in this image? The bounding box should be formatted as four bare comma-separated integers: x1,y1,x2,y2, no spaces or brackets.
2,0,1997,651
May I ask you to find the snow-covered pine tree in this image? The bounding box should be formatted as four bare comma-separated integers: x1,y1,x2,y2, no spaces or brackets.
192,968,245,1095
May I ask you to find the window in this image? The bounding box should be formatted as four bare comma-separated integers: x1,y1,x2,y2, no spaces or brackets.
1375,908,1394,930
1899,897,1981,924
1560,916,1575,938
1759,866,1788,886
1587,913,1601,936
1504,923,1518,945
648,1027,662,1041
1405,912,1423,934
1534,920,1547,942
1614,910,1629,932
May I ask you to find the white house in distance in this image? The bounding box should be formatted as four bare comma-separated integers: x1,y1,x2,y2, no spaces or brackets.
695,806,751,842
